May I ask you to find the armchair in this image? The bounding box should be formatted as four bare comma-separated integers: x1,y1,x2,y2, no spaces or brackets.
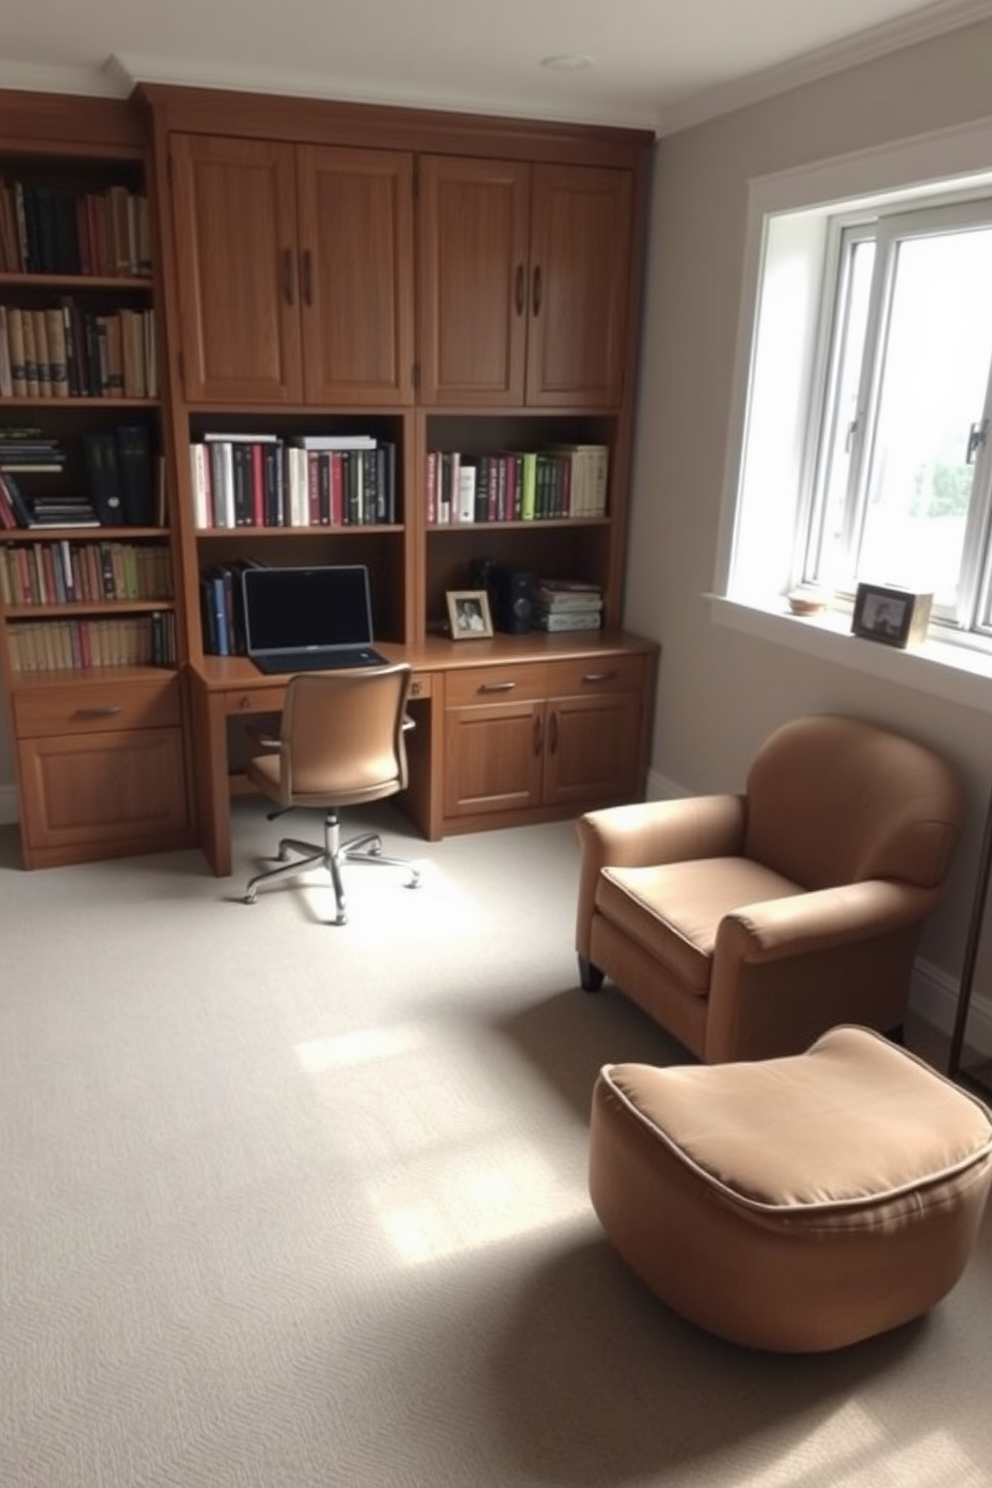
575,714,964,1062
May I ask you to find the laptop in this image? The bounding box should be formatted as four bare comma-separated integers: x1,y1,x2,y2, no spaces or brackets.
242,563,387,675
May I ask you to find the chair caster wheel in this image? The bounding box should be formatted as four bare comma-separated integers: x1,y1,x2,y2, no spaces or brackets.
243,893,257,905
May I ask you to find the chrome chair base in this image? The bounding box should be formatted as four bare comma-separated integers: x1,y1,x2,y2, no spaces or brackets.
242,808,421,925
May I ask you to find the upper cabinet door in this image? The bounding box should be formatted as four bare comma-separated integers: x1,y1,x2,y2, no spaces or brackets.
296,146,415,406
526,164,633,408
417,155,530,406
169,134,303,405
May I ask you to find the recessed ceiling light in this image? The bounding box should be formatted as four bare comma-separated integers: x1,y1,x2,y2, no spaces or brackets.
540,54,595,72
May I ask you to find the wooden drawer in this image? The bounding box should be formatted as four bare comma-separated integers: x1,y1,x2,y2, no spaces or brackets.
547,652,646,696
14,677,182,739
444,662,548,708
223,686,286,717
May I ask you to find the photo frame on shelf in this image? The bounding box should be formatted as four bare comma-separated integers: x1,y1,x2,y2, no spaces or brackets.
851,583,932,649
446,589,494,640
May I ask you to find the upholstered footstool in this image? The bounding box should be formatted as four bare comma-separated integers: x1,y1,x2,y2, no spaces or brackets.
589,1025,992,1352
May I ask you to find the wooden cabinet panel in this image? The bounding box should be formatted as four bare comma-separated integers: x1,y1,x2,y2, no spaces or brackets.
527,165,632,408
418,156,529,406
297,145,414,405
418,156,632,410
17,726,190,863
443,696,544,817
544,691,642,805
170,133,303,404
14,678,182,738
443,661,548,707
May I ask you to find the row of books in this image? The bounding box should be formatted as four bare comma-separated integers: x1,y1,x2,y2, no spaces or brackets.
0,303,158,400
200,559,264,657
0,540,173,608
0,180,151,278
0,426,159,528
8,613,176,672
533,578,604,632
426,445,609,525
189,434,397,530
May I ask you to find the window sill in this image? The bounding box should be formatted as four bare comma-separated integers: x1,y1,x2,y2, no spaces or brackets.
708,594,992,715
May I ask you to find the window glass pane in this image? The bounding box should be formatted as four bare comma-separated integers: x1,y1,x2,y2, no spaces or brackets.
808,237,874,588
857,227,992,607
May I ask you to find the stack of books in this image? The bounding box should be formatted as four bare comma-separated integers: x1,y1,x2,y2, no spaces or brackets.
534,578,604,632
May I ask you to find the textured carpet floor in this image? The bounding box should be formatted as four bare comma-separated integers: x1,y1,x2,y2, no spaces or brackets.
1,799,991,1487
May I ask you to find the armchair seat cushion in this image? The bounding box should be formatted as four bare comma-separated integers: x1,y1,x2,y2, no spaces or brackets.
598,858,803,992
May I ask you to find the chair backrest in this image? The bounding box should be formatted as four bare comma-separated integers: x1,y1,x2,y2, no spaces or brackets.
278,663,412,808
743,714,963,891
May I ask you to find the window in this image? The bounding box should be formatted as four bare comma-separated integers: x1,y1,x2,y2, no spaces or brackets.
726,159,992,652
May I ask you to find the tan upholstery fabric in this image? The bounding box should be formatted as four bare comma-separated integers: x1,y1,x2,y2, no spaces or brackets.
575,714,964,1063
245,665,411,810
588,1027,992,1352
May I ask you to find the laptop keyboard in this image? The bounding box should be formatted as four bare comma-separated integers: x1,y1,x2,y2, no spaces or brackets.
252,648,386,674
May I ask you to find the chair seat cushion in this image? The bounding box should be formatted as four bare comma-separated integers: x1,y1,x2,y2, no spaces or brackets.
589,1026,992,1350
603,1025,992,1213
597,857,802,993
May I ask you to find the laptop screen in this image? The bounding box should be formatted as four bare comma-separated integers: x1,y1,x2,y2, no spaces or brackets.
242,565,374,656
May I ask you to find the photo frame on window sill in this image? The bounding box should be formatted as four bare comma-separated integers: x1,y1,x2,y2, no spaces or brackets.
851,583,932,650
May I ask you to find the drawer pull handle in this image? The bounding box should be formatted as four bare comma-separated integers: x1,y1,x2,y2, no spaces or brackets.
73,706,123,719
237,695,255,710
480,681,516,693
582,671,619,684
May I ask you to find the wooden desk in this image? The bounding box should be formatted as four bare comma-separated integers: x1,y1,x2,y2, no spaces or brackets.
188,632,659,877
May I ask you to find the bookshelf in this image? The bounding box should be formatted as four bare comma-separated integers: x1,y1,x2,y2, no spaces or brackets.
134,84,658,853
0,92,194,867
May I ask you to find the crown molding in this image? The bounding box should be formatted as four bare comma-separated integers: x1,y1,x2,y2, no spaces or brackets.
0,59,120,98
109,53,660,133
3,1,991,137
655,0,992,135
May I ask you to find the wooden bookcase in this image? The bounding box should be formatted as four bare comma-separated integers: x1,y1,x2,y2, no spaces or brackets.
0,92,195,867
0,83,659,869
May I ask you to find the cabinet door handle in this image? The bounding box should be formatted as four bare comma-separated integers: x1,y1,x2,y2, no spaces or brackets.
533,714,543,754
302,248,314,307
479,681,516,693
72,706,123,720
532,265,542,316
515,263,525,316
549,711,559,753
582,670,619,684
283,248,296,306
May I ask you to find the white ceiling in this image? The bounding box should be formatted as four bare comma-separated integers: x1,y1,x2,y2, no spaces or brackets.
2,0,992,135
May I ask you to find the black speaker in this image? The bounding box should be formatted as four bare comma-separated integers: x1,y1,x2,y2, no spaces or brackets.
490,565,536,634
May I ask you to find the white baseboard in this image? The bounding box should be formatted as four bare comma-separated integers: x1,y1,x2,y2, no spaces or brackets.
0,783,18,825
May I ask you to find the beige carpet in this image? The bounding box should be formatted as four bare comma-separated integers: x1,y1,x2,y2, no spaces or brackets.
1,799,991,1488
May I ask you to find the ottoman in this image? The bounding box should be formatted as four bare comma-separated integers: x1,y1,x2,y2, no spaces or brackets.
589,1025,992,1351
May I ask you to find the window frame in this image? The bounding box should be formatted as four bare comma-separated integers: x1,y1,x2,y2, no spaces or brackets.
716,116,992,691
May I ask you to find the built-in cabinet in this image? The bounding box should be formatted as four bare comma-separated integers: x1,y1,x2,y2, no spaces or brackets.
169,133,415,406
417,156,632,408
0,84,657,867
0,92,194,867
441,651,647,829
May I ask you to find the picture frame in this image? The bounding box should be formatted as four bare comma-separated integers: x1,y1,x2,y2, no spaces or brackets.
851,583,933,649
446,589,494,640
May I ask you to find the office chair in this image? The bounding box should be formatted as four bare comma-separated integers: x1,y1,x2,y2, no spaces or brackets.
241,663,421,925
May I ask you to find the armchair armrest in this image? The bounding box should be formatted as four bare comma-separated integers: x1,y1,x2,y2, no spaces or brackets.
706,879,943,1062
717,879,938,964
575,794,746,959
577,794,746,872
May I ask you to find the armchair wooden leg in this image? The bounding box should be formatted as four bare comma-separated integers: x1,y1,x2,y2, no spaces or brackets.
579,955,605,992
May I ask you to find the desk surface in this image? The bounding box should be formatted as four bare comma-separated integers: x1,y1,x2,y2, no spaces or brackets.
192,628,658,690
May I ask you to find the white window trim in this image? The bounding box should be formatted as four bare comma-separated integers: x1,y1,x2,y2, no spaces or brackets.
715,108,992,716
